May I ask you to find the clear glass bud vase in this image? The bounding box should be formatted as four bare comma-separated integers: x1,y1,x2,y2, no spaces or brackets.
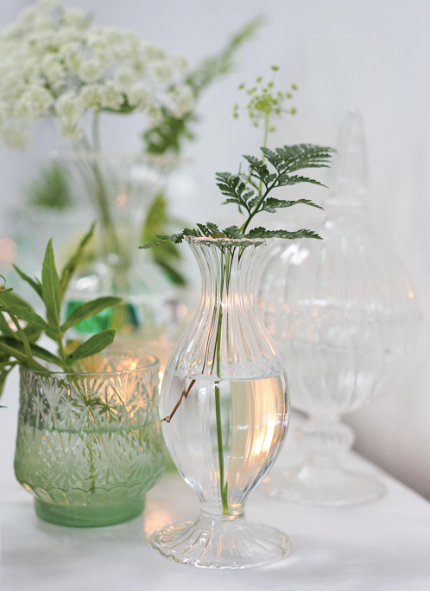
150,237,290,569
58,151,177,337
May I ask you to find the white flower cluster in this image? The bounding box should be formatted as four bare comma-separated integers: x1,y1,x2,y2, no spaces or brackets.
0,0,195,148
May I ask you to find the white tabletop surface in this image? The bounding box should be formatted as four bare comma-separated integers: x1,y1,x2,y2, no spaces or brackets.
1,369,430,591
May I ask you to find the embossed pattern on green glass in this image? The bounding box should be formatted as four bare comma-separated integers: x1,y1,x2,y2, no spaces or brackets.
14,352,165,527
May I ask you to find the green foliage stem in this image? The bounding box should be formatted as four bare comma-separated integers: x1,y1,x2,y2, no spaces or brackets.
0,225,121,397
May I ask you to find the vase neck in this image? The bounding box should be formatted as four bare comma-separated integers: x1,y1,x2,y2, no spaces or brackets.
168,239,285,380
191,240,263,312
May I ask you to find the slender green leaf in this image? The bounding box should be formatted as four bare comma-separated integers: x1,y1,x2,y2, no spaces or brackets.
0,339,46,370
61,297,122,332
0,289,32,309
66,329,116,365
0,311,17,339
13,264,43,300
4,305,52,333
60,223,95,299
0,363,17,398
28,343,62,366
0,336,61,367
23,324,43,343
8,312,32,360
41,238,61,325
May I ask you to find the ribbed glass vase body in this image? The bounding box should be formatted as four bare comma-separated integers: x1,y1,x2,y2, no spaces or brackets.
150,237,290,569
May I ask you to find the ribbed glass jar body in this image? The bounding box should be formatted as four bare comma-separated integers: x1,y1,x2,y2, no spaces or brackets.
259,109,421,506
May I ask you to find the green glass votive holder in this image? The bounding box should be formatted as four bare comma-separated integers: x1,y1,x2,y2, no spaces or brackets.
14,350,164,527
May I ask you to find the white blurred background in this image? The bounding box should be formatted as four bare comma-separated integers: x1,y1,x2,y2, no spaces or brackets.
0,0,429,499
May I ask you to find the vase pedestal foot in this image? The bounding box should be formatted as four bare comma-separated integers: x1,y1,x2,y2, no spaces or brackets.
265,461,386,507
35,496,145,527
150,512,290,569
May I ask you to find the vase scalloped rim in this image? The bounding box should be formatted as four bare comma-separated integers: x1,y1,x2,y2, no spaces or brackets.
23,350,159,378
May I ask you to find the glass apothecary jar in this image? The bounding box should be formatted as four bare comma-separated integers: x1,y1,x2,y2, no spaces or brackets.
259,109,421,506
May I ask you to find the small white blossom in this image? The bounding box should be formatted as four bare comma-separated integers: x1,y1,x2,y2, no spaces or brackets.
113,67,135,92
41,54,65,88
55,26,84,47
15,85,53,121
56,92,82,121
127,83,151,109
151,61,173,84
0,22,24,43
86,33,111,64
61,8,88,30
31,16,57,32
78,58,102,84
78,84,103,110
169,85,195,118
0,72,26,101
60,41,83,72
100,83,124,110
18,6,40,27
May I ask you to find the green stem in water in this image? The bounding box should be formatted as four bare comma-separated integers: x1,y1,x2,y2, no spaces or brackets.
214,250,230,515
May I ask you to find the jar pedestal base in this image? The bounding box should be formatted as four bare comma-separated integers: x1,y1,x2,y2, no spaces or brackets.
150,512,290,569
265,461,386,507
35,496,145,527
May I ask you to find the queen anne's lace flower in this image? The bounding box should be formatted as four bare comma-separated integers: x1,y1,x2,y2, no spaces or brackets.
0,0,194,149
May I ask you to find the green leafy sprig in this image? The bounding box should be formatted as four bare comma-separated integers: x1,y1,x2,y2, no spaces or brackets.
0,224,121,397
143,18,262,155
140,143,334,248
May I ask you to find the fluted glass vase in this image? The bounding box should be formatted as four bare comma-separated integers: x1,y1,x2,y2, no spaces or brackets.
150,237,290,569
58,151,176,337
260,109,421,506
14,351,164,527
